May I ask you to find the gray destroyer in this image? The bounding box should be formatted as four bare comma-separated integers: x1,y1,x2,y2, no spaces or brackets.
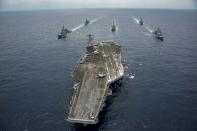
67,35,124,125
153,27,164,41
57,25,72,39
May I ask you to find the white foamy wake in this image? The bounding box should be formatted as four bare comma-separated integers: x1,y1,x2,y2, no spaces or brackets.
90,16,105,24
132,16,154,34
144,26,154,34
129,75,135,79
71,24,85,32
132,17,140,24
71,16,105,32
129,73,135,79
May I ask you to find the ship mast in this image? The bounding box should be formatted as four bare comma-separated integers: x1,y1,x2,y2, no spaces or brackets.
87,33,94,46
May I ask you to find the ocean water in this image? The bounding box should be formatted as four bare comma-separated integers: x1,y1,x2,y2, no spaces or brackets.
0,9,197,131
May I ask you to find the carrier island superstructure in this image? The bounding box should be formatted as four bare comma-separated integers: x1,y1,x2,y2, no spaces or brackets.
67,35,124,125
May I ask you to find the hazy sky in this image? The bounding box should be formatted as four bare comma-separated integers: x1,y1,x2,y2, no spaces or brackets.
0,0,197,11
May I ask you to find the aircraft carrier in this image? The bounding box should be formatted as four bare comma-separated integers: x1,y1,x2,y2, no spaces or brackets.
67,36,124,125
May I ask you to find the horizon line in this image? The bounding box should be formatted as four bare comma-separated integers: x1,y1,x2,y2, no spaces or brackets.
0,7,197,12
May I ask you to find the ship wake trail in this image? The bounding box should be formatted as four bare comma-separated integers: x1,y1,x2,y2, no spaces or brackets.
132,17,140,24
71,16,105,32
132,17,153,34
144,26,153,34
90,16,105,24
71,24,84,32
